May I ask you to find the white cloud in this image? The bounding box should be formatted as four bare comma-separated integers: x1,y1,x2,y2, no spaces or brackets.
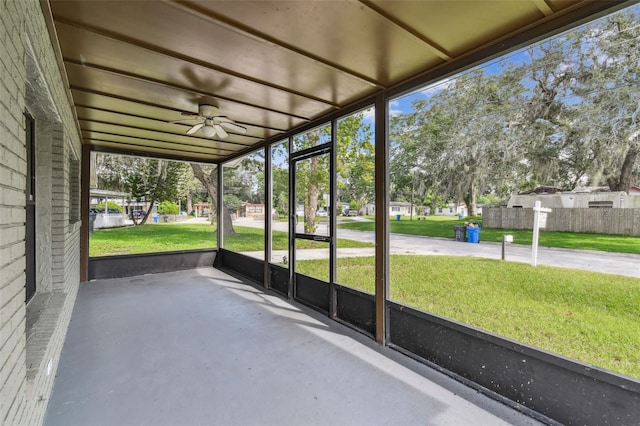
389,100,402,117
361,107,375,121
419,77,454,96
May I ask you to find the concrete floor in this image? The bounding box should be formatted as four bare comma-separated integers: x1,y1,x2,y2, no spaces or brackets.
45,268,542,426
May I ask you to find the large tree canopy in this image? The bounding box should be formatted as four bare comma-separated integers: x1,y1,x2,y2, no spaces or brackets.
390,6,640,212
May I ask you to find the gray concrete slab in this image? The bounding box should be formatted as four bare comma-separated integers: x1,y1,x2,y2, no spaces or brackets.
45,268,542,426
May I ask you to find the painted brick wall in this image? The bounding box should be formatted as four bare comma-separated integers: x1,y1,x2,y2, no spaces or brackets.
1,0,83,424
1,0,30,421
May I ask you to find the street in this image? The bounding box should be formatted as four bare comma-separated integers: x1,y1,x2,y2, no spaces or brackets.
230,217,640,279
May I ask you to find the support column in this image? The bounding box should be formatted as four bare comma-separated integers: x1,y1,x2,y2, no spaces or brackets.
264,144,272,289
374,92,389,345
80,145,90,282
329,119,338,319
217,164,223,250
287,137,294,299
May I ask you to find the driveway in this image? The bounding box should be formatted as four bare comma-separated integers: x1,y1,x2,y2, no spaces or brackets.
233,217,640,279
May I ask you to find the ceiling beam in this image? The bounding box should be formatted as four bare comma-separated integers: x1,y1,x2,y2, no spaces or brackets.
533,0,555,16
69,86,296,134
88,140,223,163
74,104,288,134
65,58,312,122
53,16,340,108
77,118,248,151
358,0,452,61
83,130,234,155
164,0,385,89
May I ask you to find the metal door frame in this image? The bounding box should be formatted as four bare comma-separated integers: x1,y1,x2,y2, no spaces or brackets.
288,134,337,318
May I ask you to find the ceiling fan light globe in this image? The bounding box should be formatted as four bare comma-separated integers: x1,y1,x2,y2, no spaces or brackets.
201,125,216,137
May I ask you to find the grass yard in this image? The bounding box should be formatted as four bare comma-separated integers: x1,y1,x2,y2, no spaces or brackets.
89,223,372,257
296,255,640,379
340,216,640,254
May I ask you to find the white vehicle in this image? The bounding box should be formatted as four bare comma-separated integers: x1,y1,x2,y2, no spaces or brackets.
316,209,328,217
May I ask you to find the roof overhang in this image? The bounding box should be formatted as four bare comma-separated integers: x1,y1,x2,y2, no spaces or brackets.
43,0,633,163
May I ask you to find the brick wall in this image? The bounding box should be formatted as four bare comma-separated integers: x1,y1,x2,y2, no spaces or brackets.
1,0,82,424
1,0,30,421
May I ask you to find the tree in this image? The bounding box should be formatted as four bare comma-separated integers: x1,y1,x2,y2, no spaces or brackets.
572,11,640,191
190,163,235,235
337,114,375,214
94,153,137,191
94,153,192,225
390,6,640,210
294,128,329,233
122,159,183,225
223,194,242,214
225,152,265,205
95,201,122,213
157,201,179,215
173,162,198,214
509,8,640,192
391,68,526,215
272,166,289,215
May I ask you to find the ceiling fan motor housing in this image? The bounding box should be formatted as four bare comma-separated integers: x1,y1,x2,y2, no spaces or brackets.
199,104,219,117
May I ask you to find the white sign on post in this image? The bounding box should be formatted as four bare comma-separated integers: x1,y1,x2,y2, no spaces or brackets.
532,201,552,267
539,211,548,229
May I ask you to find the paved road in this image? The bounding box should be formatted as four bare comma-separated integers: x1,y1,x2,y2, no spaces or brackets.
231,217,640,279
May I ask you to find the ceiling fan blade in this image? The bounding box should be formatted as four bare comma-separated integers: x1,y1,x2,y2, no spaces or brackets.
181,112,200,118
220,122,247,134
186,123,204,135
213,116,234,124
214,124,228,139
169,118,201,124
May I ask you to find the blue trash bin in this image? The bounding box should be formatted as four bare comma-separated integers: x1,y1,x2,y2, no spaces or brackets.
467,226,481,243
153,216,159,223
396,214,401,221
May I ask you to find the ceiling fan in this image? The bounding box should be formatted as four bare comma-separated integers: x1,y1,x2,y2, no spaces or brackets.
171,104,246,138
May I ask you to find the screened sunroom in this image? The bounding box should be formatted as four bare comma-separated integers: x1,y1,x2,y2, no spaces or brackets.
2,1,639,424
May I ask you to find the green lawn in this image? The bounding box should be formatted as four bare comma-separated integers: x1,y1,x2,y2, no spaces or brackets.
340,216,640,254
89,223,371,257
296,255,640,379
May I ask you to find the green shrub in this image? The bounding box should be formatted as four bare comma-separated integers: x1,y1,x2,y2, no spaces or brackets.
95,201,122,213
223,194,242,212
157,201,179,215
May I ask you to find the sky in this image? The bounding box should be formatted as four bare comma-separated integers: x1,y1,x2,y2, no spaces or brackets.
358,54,520,132
369,2,640,130
253,3,638,162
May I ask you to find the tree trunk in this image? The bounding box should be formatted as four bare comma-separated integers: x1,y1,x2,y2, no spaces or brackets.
191,163,235,235
186,192,193,215
305,157,319,233
128,199,139,226
465,181,477,216
305,186,318,233
140,163,169,225
140,196,156,225
607,148,637,193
